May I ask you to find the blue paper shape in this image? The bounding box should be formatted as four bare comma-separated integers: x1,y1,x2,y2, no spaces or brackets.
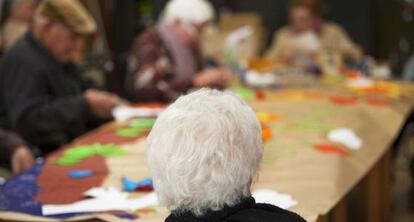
69,170,94,179
122,177,153,192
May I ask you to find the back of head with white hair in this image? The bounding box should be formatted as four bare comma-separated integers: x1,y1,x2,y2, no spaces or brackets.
147,88,263,216
162,0,214,24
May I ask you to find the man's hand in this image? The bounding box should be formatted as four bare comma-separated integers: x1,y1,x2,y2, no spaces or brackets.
11,146,35,175
193,68,232,88
84,89,128,119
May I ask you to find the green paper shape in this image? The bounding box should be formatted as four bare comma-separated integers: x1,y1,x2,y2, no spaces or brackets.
64,146,96,159
231,86,254,100
56,143,126,166
96,144,125,157
129,118,156,128
116,128,144,138
56,157,81,166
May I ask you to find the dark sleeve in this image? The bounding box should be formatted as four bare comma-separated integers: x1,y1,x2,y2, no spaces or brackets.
0,129,26,169
3,63,91,146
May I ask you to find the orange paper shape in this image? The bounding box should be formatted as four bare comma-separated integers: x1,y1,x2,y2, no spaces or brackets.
256,90,266,101
262,127,272,142
330,96,358,105
314,143,351,157
345,70,362,80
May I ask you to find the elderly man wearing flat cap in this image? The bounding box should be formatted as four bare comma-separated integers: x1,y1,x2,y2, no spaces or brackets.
0,0,124,152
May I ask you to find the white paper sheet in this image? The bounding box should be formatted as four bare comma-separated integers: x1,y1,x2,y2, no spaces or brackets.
112,106,164,123
346,77,374,88
42,187,159,216
245,71,276,87
225,25,254,48
328,128,363,150
252,189,298,210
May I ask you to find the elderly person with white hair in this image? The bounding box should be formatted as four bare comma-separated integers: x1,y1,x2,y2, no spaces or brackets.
127,0,232,103
147,88,305,222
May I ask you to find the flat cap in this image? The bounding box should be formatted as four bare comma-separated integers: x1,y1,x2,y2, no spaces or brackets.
36,0,97,35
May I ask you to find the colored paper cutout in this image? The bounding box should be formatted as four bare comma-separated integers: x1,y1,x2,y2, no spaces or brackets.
350,81,400,98
330,96,358,105
266,90,323,101
122,177,154,192
95,144,126,157
328,128,362,150
112,106,164,123
314,143,351,157
129,118,156,128
42,189,159,216
57,144,124,166
262,126,273,142
69,170,94,179
116,128,145,138
256,112,281,122
230,86,255,100
256,90,266,101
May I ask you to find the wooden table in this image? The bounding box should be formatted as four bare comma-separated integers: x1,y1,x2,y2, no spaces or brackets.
1,81,413,222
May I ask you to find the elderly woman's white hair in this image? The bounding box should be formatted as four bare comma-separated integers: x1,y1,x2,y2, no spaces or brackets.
162,0,215,24
147,88,263,216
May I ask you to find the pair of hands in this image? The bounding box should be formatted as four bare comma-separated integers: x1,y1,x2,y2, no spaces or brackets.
193,68,232,88
84,89,129,119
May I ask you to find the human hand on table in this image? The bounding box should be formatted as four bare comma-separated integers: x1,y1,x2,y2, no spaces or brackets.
193,68,232,88
11,146,35,175
84,89,129,119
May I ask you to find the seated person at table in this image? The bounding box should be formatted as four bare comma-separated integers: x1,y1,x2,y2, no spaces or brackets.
147,89,306,222
265,0,362,65
0,129,34,175
0,0,123,152
1,0,37,50
127,0,232,103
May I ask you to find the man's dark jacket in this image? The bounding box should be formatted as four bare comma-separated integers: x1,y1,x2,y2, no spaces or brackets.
0,32,95,151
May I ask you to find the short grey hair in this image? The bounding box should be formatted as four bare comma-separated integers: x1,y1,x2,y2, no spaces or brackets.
147,88,263,216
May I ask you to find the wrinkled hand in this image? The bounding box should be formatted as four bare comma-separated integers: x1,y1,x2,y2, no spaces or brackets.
193,68,232,88
11,146,35,175
84,89,128,119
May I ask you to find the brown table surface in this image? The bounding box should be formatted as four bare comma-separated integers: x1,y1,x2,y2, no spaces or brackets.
1,81,414,222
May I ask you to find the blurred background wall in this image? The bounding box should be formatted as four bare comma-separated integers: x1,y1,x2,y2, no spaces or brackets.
91,0,413,75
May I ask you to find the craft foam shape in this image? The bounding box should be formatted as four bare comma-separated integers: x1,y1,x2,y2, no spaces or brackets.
69,170,93,179
122,177,154,192
252,189,298,210
84,186,129,200
112,106,164,123
129,118,156,128
314,143,351,157
328,128,362,150
116,128,144,138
